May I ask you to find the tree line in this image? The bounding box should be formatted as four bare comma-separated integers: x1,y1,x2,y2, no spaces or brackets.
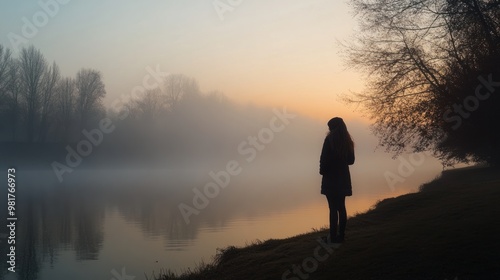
0,45,106,143
0,44,275,164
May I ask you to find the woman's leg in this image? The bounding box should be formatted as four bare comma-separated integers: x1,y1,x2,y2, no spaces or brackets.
326,194,339,240
335,195,347,240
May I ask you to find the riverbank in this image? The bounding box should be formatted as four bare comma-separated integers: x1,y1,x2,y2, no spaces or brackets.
154,165,500,280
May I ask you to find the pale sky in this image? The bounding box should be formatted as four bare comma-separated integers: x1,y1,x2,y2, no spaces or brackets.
0,0,365,122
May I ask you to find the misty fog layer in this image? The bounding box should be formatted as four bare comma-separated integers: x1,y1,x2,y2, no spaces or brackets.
0,46,445,280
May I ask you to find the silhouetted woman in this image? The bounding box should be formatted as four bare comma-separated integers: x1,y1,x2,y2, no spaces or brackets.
320,117,355,243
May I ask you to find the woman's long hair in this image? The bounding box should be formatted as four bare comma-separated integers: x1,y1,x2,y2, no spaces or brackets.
327,117,354,161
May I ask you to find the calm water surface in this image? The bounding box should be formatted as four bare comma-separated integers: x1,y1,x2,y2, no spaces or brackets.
0,167,432,280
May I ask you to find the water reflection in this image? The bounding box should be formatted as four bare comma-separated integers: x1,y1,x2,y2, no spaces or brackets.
0,166,318,279
0,165,433,280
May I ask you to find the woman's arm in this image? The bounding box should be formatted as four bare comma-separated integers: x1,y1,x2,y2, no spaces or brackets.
319,138,330,175
347,149,355,165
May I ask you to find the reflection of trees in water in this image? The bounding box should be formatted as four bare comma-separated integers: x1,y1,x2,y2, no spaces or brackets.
18,197,39,280
5,165,318,279
107,168,319,245
72,197,105,260
8,184,105,280
109,185,200,242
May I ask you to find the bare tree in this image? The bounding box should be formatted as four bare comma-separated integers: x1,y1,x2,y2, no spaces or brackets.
0,45,12,102
0,46,15,140
19,46,48,142
345,0,500,165
163,74,199,111
128,88,167,121
6,58,21,141
38,62,60,142
55,77,76,142
75,68,106,130
1,45,109,143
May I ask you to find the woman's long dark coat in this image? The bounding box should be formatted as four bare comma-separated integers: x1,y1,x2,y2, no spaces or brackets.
319,134,355,196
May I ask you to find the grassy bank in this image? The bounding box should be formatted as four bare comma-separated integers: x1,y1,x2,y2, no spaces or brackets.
154,166,500,280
